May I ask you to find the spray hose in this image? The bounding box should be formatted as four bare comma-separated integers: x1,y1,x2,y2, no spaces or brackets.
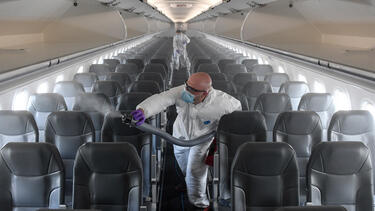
121,114,216,147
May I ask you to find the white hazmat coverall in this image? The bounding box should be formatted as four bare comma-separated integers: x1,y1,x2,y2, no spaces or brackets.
173,33,191,70
137,85,241,208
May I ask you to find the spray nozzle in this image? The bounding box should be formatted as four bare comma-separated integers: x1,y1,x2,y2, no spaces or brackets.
121,113,133,125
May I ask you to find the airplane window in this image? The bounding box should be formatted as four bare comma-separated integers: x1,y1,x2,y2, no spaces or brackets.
361,100,375,119
278,66,285,73
92,60,97,64
55,75,64,83
313,80,326,93
104,54,108,59
77,66,84,73
98,57,103,64
12,90,29,110
298,74,307,83
37,83,49,93
264,60,269,64
109,53,113,58
333,88,351,111
258,58,264,64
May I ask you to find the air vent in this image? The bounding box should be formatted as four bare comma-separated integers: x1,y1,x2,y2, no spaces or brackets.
170,3,193,8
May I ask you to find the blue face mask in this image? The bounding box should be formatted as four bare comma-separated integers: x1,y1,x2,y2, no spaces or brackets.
181,90,195,104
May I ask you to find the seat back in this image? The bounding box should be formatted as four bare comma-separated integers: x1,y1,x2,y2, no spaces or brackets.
279,81,310,110
241,81,272,110
298,93,334,141
137,72,165,91
328,110,375,193
103,59,120,71
217,111,267,200
73,93,113,142
151,58,168,72
232,142,299,210
0,142,64,210
73,142,142,211
53,81,85,110
126,58,144,70
209,72,227,81
212,80,235,95
27,93,67,141
92,80,123,106
252,64,274,81
232,72,257,93
115,63,141,81
307,142,373,211
222,64,247,81
274,111,322,204
102,111,151,197
89,64,112,80
74,73,98,92
144,63,166,79
104,72,132,92
197,63,220,73
242,59,258,71
254,93,292,141
130,80,161,95
194,58,212,72
117,92,152,111
218,59,235,72
264,73,290,92
45,111,95,204
0,110,38,148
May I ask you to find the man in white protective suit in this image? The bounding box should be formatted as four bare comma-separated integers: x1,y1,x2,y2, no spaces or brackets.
173,29,191,71
131,72,241,209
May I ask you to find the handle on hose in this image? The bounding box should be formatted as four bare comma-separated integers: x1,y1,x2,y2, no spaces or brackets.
121,114,215,147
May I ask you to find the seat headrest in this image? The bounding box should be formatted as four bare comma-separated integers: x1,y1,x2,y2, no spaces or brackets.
74,73,98,87
298,93,333,112
218,59,235,65
252,64,273,73
243,81,272,96
53,81,85,97
103,111,144,136
126,59,144,69
117,92,152,111
232,72,257,85
264,73,289,86
73,93,112,112
0,142,63,176
46,111,94,136
92,80,123,97
241,59,258,69
255,93,292,113
208,73,227,81
130,80,161,94
0,110,37,135
275,111,321,134
137,72,164,81
329,110,374,135
115,63,140,74
197,64,220,73
103,59,120,67
28,93,67,112
104,72,131,84
218,111,267,135
89,64,111,73
309,141,371,175
212,81,233,93
233,142,296,175
77,142,142,173
279,81,310,97
223,64,247,74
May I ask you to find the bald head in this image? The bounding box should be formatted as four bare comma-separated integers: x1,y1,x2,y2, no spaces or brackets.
187,72,212,92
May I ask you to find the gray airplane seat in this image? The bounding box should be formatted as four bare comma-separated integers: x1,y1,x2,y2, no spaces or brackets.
242,59,258,72
73,93,113,142
45,111,95,206
74,73,98,92
101,111,151,198
252,64,274,81
232,142,299,211
144,63,167,79
53,81,85,110
115,63,141,81
73,142,142,211
217,111,267,202
27,93,67,142
254,93,292,141
274,111,322,204
137,72,165,91
212,80,236,95
116,92,152,111
104,72,132,92
222,64,247,81
299,93,334,141
279,81,310,110
92,80,123,107
103,58,120,71
241,81,272,110
0,110,38,148
126,58,144,71
197,63,220,73
0,142,64,211
130,80,161,95
264,73,290,92
194,58,212,72
89,64,112,80
209,72,228,81
218,59,236,72
232,72,257,93
328,110,375,198
307,142,373,211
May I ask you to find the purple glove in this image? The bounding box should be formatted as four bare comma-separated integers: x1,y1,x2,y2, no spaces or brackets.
176,49,181,54
131,109,145,126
